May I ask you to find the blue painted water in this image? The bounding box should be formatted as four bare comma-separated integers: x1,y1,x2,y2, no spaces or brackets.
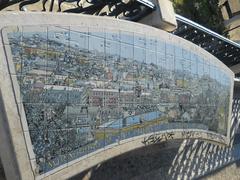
101,111,162,129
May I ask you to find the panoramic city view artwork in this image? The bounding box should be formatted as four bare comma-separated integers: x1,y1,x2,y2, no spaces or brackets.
3,25,232,174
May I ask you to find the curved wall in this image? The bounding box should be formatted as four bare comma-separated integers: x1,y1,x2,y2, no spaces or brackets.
0,12,234,179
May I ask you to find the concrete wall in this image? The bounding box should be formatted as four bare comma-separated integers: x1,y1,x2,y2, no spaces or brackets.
0,12,236,180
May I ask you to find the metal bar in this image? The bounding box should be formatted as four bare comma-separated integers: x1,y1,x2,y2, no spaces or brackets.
175,14,240,49
136,0,155,9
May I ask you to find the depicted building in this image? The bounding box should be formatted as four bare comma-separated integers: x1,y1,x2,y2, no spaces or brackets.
0,1,239,180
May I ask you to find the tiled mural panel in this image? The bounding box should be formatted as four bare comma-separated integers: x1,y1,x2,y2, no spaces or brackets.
3,25,232,174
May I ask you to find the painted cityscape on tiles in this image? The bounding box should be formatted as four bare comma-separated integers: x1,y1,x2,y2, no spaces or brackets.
4,25,232,173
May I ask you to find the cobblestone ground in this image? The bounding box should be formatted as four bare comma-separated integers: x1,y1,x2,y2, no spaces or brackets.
204,160,240,180
0,140,239,180
70,137,240,180
70,141,181,180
